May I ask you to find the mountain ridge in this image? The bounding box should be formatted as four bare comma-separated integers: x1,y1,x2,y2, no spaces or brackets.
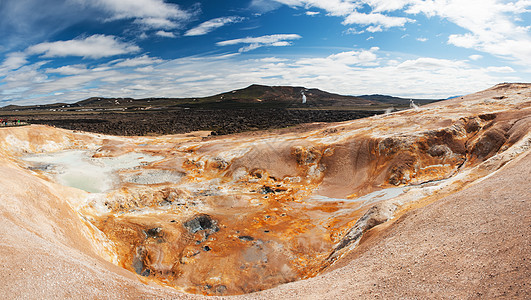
0,84,442,110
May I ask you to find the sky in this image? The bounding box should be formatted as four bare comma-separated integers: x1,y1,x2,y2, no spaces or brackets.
0,0,530,106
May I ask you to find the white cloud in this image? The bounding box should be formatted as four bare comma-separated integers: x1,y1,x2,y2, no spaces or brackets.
268,0,531,66
217,34,302,52
271,0,412,30
305,11,320,16
26,35,140,59
416,37,428,42
85,0,196,29
297,47,380,67
46,64,88,75
362,0,412,12
155,30,176,38
486,66,515,73
407,0,531,65
344,28,365,35
113,55,164,67
259,57,289,63
469,54,483,61
366,25,383,32
274,0,358,16
135,66,155,73
0,52,28,72
184,16,245,36
249,0,283,13
343,11,413,28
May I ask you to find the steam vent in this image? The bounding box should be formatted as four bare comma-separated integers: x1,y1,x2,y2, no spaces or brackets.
1,83,530,298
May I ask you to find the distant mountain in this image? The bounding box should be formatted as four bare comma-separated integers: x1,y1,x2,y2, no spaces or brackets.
203,84,374,107
0,84,442,111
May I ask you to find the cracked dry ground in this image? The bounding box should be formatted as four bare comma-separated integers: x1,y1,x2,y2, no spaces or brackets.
0,83,529,298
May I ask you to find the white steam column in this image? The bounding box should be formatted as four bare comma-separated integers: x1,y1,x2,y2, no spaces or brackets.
301,91,307,104
410,99,419,109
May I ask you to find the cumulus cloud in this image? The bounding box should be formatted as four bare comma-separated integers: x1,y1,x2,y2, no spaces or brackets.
268,0,531,65
362,0,413,12
366,25,382,32
297,47,380,67
84,0,196,29
26,35,141,59
184,16,245,36
217,34,302,52
406,0,531,65
271,0,412,30
155,30,176,38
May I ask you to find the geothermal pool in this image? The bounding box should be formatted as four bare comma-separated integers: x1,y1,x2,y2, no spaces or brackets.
23,150,165,193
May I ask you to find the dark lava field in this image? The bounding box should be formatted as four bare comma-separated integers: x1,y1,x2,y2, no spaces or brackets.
20,109,381,136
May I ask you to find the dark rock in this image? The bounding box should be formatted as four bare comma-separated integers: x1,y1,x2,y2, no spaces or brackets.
144,227,162,238
238,236,254,241
470,128,507,158
479,113,497,121
215,285,227,294
428,145,451,157
184,214,218,234
261,186,276,194
132,246,150,276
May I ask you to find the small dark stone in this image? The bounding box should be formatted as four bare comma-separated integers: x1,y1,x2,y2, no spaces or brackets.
144,227,162,238
203,245,211,251
261,186,276,194
479,113,496,121
170,220,176,223
216,285,227,294
184,214,218,233
238,235,254,241
264,230,270,233
140,269,151,277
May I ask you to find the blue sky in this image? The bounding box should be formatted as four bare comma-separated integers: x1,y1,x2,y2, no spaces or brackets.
0,0,530,105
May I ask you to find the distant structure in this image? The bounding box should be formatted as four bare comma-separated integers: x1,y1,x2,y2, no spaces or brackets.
409,99,419,109
301,91,307,104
